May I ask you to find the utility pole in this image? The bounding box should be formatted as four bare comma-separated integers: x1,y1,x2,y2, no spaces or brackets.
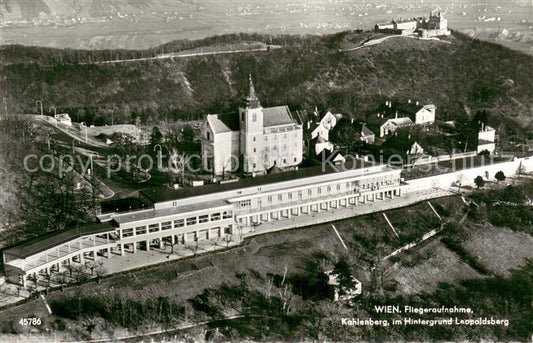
36,100,43,116
49,106,57,126
81,122,88,143
90,154,94,181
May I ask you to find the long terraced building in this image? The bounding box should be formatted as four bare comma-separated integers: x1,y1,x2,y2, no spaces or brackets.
5,155,533,288
3,159,403,287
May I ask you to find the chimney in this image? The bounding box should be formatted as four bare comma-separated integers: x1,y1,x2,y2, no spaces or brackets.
408,99,411,103
307,120,310,130
351,117,354,124
416,101,419,105
395,111,398,119
389,102,392,108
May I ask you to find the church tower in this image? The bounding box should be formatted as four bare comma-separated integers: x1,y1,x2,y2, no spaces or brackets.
239,74,265,174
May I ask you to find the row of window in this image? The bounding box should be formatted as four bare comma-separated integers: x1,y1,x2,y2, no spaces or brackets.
264,132,299,141
237,177,400,209
264,125,299,134
360,178,400,190
121,211,232,237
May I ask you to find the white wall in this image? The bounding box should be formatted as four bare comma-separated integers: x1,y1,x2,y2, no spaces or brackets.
213,131,235,175
406,157,533,193
478,128,496,142
415,107,435,124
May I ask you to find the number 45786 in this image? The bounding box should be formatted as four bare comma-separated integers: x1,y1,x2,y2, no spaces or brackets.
19,318,41,326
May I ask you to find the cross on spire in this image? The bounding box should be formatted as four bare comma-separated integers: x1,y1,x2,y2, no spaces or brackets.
246,74,261,108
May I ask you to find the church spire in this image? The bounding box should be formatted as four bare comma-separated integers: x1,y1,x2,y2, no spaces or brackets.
246,74,261,108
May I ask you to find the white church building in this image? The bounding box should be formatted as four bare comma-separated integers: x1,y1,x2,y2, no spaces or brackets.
201,76,303,176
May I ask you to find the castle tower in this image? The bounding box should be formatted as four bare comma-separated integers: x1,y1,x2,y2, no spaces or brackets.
239,74,264,173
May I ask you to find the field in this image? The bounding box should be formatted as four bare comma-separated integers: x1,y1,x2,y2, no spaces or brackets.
1,0,532,52
391,239,482,295
463,225,533,277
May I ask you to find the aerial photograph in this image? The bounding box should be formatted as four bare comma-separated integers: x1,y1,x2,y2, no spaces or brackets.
0,0,532,342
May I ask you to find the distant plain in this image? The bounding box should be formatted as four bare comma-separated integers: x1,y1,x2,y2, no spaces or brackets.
1,0,532,54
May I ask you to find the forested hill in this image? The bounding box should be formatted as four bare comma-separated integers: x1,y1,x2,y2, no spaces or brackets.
1,31,532,133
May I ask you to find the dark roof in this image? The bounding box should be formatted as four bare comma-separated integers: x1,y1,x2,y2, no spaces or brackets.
218,112,240,131
263,106,296,127
361,125,374,137
303,121,320,140
207,106,297,134
377,102,424,122
207,112,239,133
4,221,117,259
331,118,374,137
100,197,149,214
392,18,417,24
318,149,344,162
267,163,284,174
141,158,374,203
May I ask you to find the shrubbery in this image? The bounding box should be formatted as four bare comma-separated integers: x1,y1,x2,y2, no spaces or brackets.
50,295,185,328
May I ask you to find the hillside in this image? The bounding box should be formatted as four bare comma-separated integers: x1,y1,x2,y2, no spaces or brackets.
1,188,532,341
1,31,532,136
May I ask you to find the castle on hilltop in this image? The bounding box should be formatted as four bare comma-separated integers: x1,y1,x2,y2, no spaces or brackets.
375,11,451,38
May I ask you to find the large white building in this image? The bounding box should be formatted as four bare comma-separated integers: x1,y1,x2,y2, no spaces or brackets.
375,11,450,38
201,76,303,176
4,154,533,288
3,158,404,288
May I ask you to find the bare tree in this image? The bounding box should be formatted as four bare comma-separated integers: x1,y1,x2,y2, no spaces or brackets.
169,148,187,184
85,260,97,275
281,263,288,286
60,271,68,284
73,265,87,283
186,240,200,257
221,158,232,180
65,264,75,278
279,284,292,315
265,274,275,300
95,261,106,283
370,243,393,298
224,234,233,248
